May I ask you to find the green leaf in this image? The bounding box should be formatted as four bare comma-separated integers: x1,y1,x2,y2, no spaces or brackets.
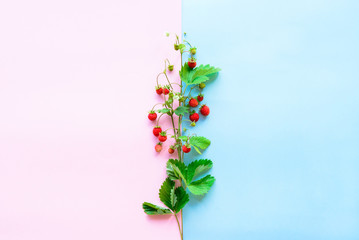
174,106,189,116
142,202,172,215
191,75,209,85
190,136,211,150
157,108,171,114
187,175,215,195
187,159,213,182
174,186,189,213
159,178,176,210
166,159,187,185
191,64,221,84
178,136,188,141
180,63,194,84
192,145,202,154
170,187,177,208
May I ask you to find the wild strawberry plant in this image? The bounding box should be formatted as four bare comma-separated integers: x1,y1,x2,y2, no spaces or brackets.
142,33,220,240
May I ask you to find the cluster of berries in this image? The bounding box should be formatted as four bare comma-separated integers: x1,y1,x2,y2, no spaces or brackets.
147,112,175,153
155,85,170,95
188,95,210,126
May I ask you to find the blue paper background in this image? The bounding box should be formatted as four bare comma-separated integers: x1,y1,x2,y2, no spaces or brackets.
182,0,359,239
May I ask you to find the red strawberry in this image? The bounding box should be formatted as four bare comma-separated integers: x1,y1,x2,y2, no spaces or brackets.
168,147,175,154
189,112,199,122
200,105,210,116
182,144,191,153
155,143,162,152
148,111,157,121
156,86,163,95
188,58,196,69
153,126,162,137
189,98,199,107
163,86,170,95
197,94,204,102
158,131,167,142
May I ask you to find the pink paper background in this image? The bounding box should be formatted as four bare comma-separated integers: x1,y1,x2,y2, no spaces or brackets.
0,0,181,239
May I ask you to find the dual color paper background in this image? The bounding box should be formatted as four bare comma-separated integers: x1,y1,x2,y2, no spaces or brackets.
1,0,359,239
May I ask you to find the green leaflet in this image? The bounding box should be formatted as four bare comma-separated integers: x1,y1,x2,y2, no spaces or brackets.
174,106,189,116
187,175,216,195
166,159,215,196
192,145,202,154
159,178,175,209
178,136,188,141
191,64,221,84
142,202,172,215
157,108,171,114
179,63,194,85
170,187,177,209
174,186,189,213
187,159,213,182
189,136,211,154
180,63,221,85
166,159,187,185
158,177,190,212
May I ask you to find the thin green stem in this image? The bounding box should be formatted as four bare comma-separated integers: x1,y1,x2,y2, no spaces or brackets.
163,72,173,89
156,72,164,86
183,39,192,48
156,113,165,126
151,103,163,111
181,210,183,238
174,213,183,240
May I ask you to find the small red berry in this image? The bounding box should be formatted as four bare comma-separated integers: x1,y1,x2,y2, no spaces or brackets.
197,94,204,102
189,112,199,122
188,58,196,69
153,126,162,137
168,147,175,154
200,105,210,116
156,86,163,95
148,111,157,121
158,132,167,142
163,87,170,95
189,98,199,107
155,143,162,152
182,145,191,153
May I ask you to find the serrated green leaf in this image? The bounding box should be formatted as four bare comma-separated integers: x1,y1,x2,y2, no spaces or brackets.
166,159,187,185
142,202,172,215
157,108,171,114
187,159,213,182
174,186,189,213
191,75,209,85
159,178,175,210
174,106,189,116
191,64,221,84
187,175,215,195
190,136,211,150
170,187,177,208
181,64,220,86
180,63,194,84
